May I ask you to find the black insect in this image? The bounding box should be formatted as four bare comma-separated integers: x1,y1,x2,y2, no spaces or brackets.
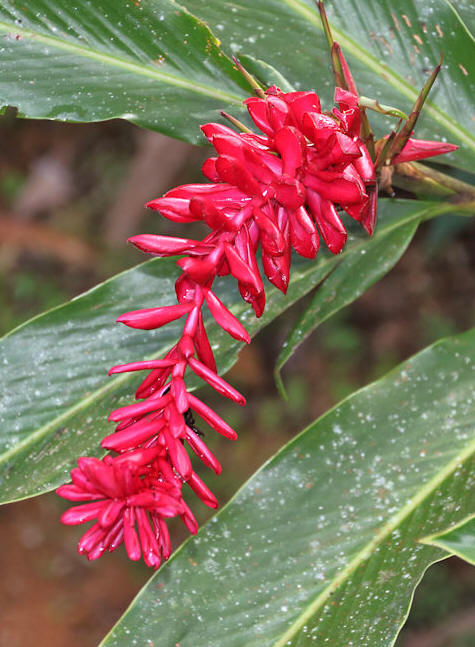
184,407,205,438
163,384,204,438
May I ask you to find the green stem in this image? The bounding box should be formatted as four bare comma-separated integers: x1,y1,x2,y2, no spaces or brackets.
359,96,407,120
316,3,346,89
232,57,266,98
220,111,253,134
388,57,442,160
392,162,475,204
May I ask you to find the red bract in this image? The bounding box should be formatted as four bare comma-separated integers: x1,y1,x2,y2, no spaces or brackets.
388,137,458,165
144,88,376,318
57,454,195,569
340,81,458,170
59,64,457,567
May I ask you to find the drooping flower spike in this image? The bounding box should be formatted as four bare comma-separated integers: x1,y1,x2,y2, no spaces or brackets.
58,10,457,567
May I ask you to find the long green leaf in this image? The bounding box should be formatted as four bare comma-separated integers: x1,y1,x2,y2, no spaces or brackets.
182,0,475,170
100,328,475,647
0,0,252,143
0,200,442,504
275,216,420,397
421,515,475,565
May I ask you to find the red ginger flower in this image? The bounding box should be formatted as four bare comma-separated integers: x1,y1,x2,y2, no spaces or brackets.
146,86,377,317
59,76,457,567
57,452,200,569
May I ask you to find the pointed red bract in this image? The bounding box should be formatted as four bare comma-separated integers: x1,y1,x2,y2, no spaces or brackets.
117,304,192,330
57,456,188,568
391,138,458,164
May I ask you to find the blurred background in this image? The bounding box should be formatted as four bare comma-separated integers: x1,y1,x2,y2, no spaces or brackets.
0,111,474,647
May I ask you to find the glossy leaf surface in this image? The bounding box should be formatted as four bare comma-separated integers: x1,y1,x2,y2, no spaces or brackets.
1,0,472,168
0,200,439,503
421,515,475,565
0,0,251,143
100,328,475,647
183,0,475,170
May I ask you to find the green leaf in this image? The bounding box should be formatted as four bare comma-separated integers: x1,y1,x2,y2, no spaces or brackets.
274,215,419,398
421,514,475,565
453,0,475,29
0,200,442,504
100,328,475,647
182,0,475,170
0,0,252,143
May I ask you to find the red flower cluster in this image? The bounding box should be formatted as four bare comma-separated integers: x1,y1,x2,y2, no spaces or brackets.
157,85,378,309
57,453,196,568
58,83,457,567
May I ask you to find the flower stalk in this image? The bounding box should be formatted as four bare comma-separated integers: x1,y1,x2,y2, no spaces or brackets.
392,162,475,203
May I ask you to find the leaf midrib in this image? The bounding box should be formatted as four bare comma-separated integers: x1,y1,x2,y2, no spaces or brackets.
444,0,475,42
272,436,475,647
0,202,446,482
0,20,244,105
280,0,475,150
